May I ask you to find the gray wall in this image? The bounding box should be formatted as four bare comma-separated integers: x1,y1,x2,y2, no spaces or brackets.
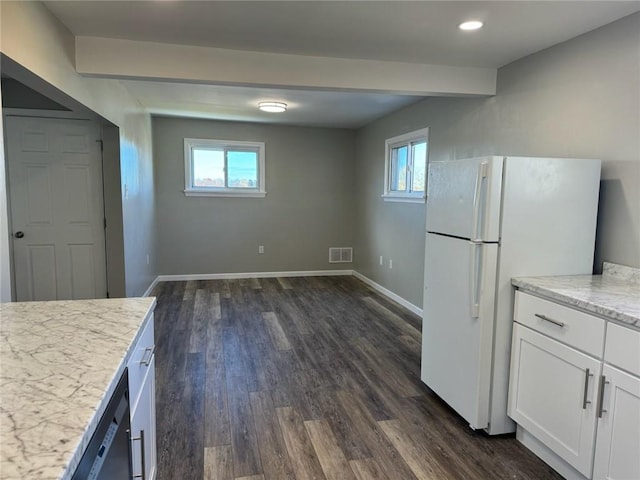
1,78,69,110
1,1,158,298
354,12,640,308
119,112,156,296
153,117,356,275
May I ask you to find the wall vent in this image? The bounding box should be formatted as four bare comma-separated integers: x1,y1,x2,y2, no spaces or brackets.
329,247,353,263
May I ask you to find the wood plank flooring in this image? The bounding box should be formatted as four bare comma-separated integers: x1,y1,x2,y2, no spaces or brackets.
152,276,562,480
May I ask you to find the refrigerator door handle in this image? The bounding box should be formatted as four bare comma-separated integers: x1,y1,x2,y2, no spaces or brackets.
469,242,482,318
471,162,489,241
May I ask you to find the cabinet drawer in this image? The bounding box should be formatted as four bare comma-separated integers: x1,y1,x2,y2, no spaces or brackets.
605,322,640,377
514,291,605,357
127,313,155,412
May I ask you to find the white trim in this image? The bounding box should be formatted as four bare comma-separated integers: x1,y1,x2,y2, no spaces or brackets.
382,194,426,204
352,270,423,317
184,189,266,198
383,127,429,199
156,270,353,282
184,137,266,197
146,269,421,318
142,276,160,297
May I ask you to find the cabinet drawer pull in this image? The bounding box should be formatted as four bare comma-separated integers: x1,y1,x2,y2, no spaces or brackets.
139,346,155,367
129,429,146,480
582,368,593,409
534,313,565,328
596,375,610,418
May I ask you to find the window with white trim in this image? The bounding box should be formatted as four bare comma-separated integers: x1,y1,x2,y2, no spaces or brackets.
184,138,266,197
383,128,428,203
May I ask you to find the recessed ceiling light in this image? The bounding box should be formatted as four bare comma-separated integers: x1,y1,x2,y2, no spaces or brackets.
459,20,484,31
258,102,287,113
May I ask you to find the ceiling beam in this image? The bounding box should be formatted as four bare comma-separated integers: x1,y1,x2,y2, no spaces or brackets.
75,36,496,97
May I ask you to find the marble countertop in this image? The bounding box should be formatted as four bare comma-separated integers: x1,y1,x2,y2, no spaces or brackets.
513,262,640,329
0,297,156,480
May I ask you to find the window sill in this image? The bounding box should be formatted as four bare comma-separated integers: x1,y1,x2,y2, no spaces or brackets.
382,194,425,204
184,189,267,198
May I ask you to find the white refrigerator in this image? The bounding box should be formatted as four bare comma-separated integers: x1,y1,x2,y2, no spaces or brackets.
421,156,601,435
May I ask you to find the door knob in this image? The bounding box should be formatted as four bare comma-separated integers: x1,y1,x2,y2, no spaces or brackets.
14,231,24,239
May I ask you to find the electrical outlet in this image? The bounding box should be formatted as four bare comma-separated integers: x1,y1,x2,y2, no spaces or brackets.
258,245,264,254
389,259,393,269
379,255,383,266
146,254,150,265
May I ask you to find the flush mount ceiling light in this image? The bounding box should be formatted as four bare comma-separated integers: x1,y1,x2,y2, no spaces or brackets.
258,102,287,113
458,20,484,31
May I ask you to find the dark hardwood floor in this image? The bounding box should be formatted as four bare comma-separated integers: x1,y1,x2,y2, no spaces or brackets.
152,276,562,480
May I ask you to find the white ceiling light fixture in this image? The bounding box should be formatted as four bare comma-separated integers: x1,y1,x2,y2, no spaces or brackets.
459,20,484,31
258,101,287,113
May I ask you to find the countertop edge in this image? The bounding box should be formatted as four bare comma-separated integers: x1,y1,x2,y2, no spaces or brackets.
512,278,639,329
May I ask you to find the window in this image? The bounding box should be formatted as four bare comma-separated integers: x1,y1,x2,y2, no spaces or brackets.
383,128,429,203
184,138,266,197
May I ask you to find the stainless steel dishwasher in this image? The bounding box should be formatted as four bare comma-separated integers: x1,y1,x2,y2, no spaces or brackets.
72,369,132,480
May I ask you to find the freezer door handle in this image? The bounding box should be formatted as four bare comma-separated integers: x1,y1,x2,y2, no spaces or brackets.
471,162,489,241
469,242,482,318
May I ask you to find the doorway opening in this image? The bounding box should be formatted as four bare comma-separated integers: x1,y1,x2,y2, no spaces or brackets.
1,55,126,301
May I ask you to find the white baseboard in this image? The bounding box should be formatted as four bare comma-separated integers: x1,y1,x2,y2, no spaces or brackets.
352,270,422,317
144,269,421,318
156,270,353,282
142,276,160,297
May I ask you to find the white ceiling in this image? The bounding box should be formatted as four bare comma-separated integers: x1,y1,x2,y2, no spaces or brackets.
43,0,640,128
121,81,420,128
44,1,640,68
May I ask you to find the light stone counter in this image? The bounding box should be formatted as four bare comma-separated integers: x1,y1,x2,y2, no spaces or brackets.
513,262,640,329
0,297,156,480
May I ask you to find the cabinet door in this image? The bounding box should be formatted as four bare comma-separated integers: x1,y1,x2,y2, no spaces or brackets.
592,364,640,480
508,324,600,477
130,356,157,480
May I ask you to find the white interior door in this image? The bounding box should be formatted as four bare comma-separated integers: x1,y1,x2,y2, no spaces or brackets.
5,116,107,301
426,156,503,241
421,232,498,429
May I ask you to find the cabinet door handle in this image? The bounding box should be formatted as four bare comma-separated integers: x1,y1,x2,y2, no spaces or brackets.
130,429,146,480
534,313,565,328
140,346,155,367
596,375,610,418
582,368,593,409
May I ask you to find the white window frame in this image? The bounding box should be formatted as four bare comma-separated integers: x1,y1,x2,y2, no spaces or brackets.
184,138,266,197
382,127,429,203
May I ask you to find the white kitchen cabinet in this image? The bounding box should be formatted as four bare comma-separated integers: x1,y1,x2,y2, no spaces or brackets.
510,289,640,480
592,322,640,480
127,313,157,480
509,322,601,478
130,355,157,480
